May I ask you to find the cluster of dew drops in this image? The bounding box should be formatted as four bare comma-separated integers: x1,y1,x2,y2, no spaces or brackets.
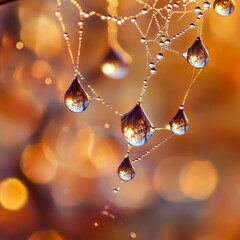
56,0,235,192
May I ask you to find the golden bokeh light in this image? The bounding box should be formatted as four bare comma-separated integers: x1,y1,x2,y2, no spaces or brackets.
45,77,53,85
153,156,188,202
28,229,64,240
21,143,58,184
16,41,24,50
180,160,218,200
0,178,28,211
31,60,53,80
0,89,44,149
20,15,62,58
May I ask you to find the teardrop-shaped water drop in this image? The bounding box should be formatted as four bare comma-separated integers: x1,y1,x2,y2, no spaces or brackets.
167,105,188,135
117,156,135,181
101,44,131,79
64,75,89,112
213,0,235,16
183,36,209,68
121,104,155,146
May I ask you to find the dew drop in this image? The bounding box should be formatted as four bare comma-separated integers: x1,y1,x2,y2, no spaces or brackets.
140,37,146,44
203,1,211,9
149,61,155,68
141,8,148,14
183,36,209,68
101,45,131,79
189,23,196,29
121,104,155,146
64,75,90,112
94,222,99,227
150,68,157,75
117,156,135,181
167,105,189,135
113,187,120,193
213,0,235,16
195,6,202,13
157,53,164,60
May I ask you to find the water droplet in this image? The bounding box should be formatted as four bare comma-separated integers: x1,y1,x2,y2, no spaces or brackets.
149,61,155,68
203,1,211,9
141,8,148,14
183,36,209,68
113,187,120,193
140,37,146,44
101,44,131,79
64,75,90,112
195,6,202,13
117,156,135,181
189,23,196,29
150,68,157,75
167,105,189,135
213,0,235,16
94,222,99,227
157,53,164,60
121,104,155,146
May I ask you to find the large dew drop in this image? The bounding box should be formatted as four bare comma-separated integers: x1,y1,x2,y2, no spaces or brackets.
183,36,209,69
121,104,155,146
64,75,89,112
117,156,135,181
213,0,235,16
101,44,131,79
167,105,189,135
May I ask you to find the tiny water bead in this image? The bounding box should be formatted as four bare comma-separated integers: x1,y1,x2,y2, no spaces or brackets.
117,156,135,181
64,75,90,112
213,0,235,16
101,45,131,79
183,36,209,69
121,104,155,146
167,105,189,135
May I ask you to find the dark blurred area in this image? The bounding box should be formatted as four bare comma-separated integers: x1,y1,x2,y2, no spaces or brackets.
0,0,240,240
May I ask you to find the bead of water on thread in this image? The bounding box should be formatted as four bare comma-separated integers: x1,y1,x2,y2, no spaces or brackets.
149,61,155,68
203,1,211,9
150,68,157,75
159,41,165,47
161,35,167,41
55,10,61,18
195,6,202,13
189,23,196,29
165,39,171,46
173,2,179,8
106,15,112,20
140,37,146,44
143,79,148,87
113,187,120,193
84,13,90,18
121,104,155,146
64,32,70,40
101,15,106,20
141,8,148,14
131,17,137,23
157,53,164,60
78,20,83,26
213,0,235,16
94,222,99,227
112,16,118,22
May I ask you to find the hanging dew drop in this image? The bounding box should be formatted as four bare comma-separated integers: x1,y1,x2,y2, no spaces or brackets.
213,0,235,16
121,104,155,146
64,74,90,112
167,105,189,135
117,156,135,181
183,36,209,69
101,45,131,79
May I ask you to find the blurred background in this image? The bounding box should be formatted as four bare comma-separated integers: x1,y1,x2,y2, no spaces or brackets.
0,0,240,239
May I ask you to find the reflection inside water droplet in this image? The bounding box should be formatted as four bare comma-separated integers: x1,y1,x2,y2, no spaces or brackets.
121,104,155,146
183,36,208,69
213,0,235,16
117,156,135,181
167,105,188,135
64,74,89,112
